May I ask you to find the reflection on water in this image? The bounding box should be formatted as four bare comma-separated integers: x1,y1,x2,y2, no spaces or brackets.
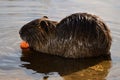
0,0,120,80
21,49,111,80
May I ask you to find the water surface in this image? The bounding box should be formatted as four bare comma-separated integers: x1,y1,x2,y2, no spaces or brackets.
0,0,120,80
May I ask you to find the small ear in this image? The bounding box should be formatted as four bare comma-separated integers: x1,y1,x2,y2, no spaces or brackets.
40,20,48,26
43,16,48,19
40,21,48,32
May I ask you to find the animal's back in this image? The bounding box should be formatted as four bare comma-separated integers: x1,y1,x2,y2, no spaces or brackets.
47,13,112,58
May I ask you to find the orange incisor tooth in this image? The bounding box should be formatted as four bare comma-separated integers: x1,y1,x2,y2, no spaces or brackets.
20,41,29,49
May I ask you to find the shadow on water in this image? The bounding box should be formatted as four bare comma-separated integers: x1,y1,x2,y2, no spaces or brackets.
20,49,111,80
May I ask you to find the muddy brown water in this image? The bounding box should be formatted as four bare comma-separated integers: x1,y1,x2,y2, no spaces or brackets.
0,0,120,80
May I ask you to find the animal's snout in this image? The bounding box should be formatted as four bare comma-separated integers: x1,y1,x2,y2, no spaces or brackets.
19,28,24,36
19,29,22,35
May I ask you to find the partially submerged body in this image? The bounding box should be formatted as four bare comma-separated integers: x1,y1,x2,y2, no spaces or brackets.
19,13,112,58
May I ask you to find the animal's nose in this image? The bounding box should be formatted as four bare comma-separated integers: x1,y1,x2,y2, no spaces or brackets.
19,29,22,35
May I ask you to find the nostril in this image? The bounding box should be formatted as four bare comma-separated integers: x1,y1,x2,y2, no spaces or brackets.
19,30,22,35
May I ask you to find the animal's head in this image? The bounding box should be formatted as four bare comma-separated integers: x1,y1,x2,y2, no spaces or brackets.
19,16,57,50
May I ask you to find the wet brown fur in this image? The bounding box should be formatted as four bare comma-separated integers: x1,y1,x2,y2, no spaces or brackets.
55,13,112,58
19,13,112,58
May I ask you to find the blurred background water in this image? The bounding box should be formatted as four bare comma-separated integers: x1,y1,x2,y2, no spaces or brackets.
0,0,120,80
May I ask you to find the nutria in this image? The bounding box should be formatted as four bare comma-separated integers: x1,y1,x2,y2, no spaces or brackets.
19,13,112,58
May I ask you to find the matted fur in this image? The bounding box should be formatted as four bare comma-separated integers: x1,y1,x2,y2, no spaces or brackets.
55,13,112,58
19,13,112,58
